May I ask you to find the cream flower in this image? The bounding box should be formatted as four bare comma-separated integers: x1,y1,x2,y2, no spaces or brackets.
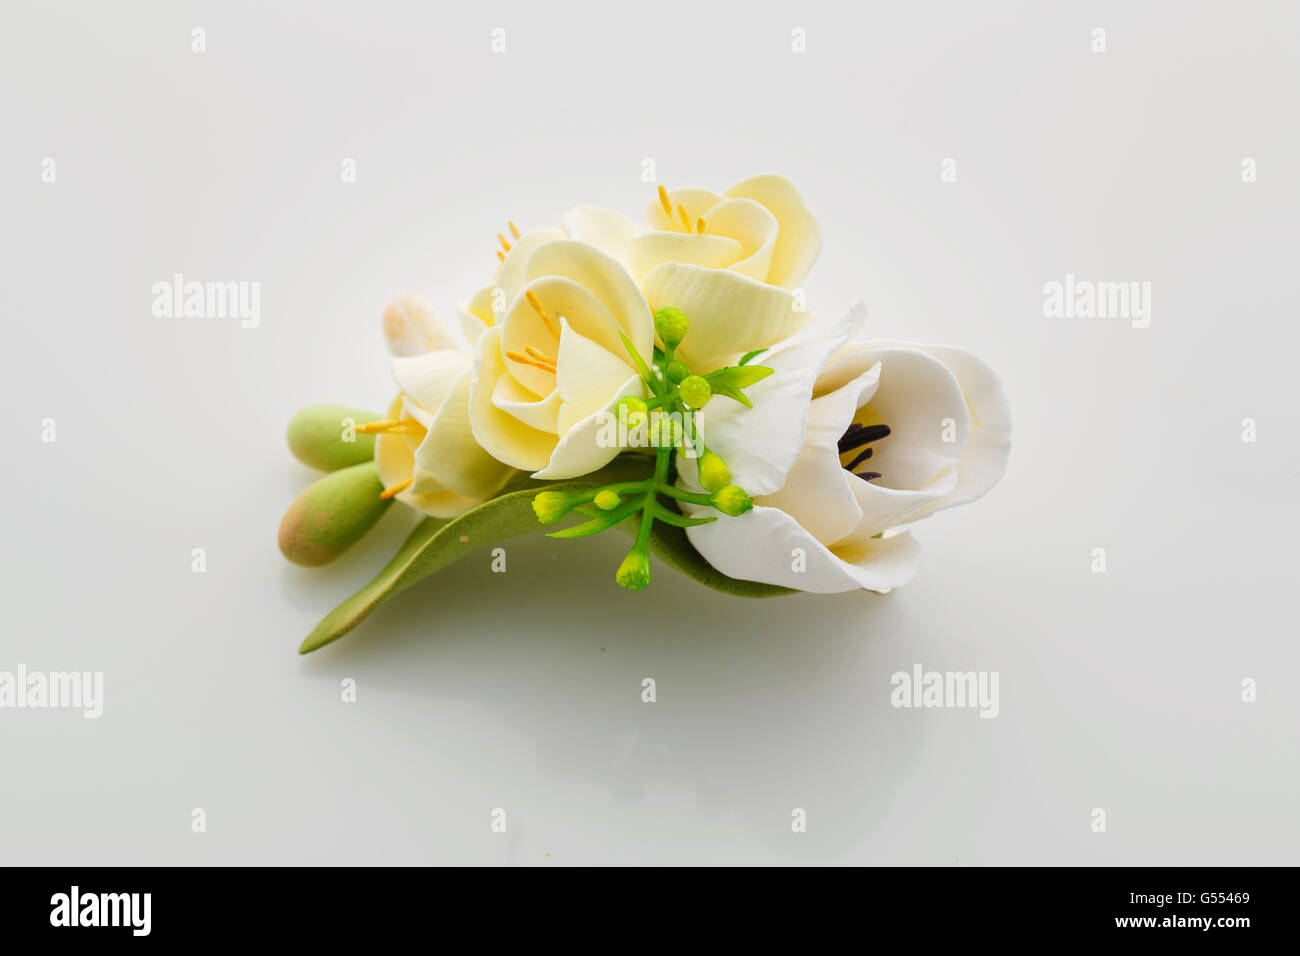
370,293,514,516
682,319,1011,592
626,175,821,290
466,238,656,479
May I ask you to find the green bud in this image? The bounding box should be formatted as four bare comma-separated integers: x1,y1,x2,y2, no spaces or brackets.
615,546,652,591
616,395,649,419
696,451,731,492
533,490,584,524
594,489,622,511
652,415,683,448
278,462,391,566
653,307,689,349
710,484,753,517
678,375,712,409
286,405,380,471
666,359,689,384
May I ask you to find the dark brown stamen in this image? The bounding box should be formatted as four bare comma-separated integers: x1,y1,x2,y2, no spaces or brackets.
845,446,873,471
840,421,891,482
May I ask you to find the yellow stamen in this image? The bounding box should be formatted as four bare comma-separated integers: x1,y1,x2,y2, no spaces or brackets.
498,232,512,252
696,217,706,234
506,349,557,373
657,184,672,219
380,477,413,500
496,250,505,263
525,344,556,365
677,204,691,232
508,220,520,239
356,418,421,434
525,289,561,339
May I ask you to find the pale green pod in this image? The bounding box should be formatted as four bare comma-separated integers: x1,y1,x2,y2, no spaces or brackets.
286,405,381,471
278,462,392,567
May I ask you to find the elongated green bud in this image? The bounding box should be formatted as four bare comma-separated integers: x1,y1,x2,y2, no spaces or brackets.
287,405,380,471
696,451,731,492
616,546,652,591
710,484,753,517
278,462,391,566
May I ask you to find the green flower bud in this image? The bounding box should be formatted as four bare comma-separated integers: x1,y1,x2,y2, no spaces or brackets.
678,375,712,409
696,451,731,492
710,484,753,517
653,307,689,349
652,415,683,448
286,405,380,471
666,359,689,384
594,489,622,511
533,490,584,524
616,547,652,591
278,462,391,566
616,395,649,419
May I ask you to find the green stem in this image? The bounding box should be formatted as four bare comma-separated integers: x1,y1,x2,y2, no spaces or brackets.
635,447,671,553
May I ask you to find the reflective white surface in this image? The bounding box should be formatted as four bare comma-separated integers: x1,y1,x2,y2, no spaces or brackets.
2,0,1297,864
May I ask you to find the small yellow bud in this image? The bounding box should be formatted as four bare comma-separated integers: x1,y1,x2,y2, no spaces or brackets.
594,489,622,511
678,375,711,409
710,484,753,517
696,451,731,492
615,547,652,591
653,307,689,349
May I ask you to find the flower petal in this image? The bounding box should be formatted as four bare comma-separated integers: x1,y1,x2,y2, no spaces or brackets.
532,374,643,479
525,239,654,365
640,262,813,371
690,303,856,496
496,227,566,304
491,374,561,433
757,363,880,544
374,396,482,517
627,232,745,282
554,317,638,432
468,327,558,471
416,368,514,499
683,504,921,593
698,197,777,283
457,286,496,347
391,349,472,419
562,205,641,268
383,292,460,356
724,174,822,288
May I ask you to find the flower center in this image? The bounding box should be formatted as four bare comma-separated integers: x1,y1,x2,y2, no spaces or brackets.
838,422,891,482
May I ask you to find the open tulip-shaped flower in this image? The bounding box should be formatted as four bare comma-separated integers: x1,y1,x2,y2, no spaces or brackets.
366,292,515,516
681,315,1012,592
467,238,656,479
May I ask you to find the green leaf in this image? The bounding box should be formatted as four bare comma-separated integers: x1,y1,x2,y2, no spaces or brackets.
618,331,658,393
711,384,753,408
737,349,768,366
708,365,774,389
297,457,790,653
651,502,717,528
548,497,642,538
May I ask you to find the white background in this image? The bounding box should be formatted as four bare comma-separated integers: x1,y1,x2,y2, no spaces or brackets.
2,0,1297,865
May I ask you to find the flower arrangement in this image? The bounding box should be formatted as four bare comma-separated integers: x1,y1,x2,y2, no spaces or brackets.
279,175,1011,653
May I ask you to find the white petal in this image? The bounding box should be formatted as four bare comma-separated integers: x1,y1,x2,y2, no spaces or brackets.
391,350,471,420
491,374,561,433
694,304,855,496
383,292,459,356
873,342,1012,517
468,327,558,471
627,231,745,281
416,368,514,499
496,227,566,304
532,374,643,479
724,174,822,289
683,504,922,593
757,364,880,544
562,205,641,268
457,286,496,347
640,262,812,372
554,317,638,431
698,197,777,283
525,239,654,366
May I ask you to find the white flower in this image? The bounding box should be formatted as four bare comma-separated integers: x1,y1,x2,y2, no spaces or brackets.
466,239,656,479
372,293,514,516
627,175,821,290
681,314,1011,592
